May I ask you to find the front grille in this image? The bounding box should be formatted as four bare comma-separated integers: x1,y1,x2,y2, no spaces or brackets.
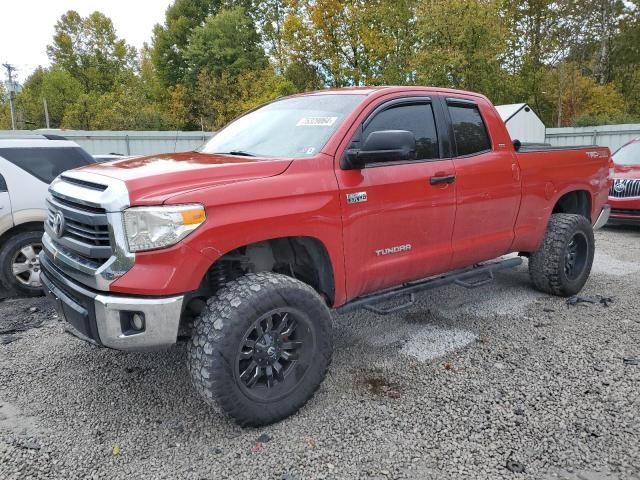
46,191,113,264
49,194,106,214
609,179,640,198
47,210,110,246
611,208,640,217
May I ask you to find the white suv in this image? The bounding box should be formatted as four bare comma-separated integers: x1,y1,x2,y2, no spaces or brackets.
0,138,95,296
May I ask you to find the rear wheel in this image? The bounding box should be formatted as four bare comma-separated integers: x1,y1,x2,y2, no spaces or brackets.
0,231,44,297
529,214,595,296
187,272,333,426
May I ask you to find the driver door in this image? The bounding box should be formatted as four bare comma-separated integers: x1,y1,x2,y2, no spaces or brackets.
335,97,457,300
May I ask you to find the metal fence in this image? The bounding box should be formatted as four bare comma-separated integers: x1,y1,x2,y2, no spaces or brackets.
545,124,640,152
2,123,639,156
0,129,214,156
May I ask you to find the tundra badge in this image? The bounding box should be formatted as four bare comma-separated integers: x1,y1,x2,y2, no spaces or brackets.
376,244,412,256
346,192,368,204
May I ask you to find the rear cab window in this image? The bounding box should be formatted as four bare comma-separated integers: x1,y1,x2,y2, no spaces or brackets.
0,147,95,184
447,100,492,156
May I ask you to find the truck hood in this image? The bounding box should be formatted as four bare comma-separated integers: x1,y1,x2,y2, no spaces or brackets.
613,163,640,179
76,152,293,205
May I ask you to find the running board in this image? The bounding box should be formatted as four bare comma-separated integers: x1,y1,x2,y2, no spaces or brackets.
337,257,523,315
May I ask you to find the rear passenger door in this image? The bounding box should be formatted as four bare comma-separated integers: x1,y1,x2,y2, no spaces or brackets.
442,97,521,269
336,96,457,299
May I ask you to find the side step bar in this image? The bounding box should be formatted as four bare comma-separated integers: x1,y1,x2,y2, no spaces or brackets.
337,257,523,315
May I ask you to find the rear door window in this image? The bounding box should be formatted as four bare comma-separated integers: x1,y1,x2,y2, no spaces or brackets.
0,147,95,184
363,103,440,161
447,103,491,156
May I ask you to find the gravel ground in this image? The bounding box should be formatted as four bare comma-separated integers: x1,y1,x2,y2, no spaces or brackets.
1,226,639,480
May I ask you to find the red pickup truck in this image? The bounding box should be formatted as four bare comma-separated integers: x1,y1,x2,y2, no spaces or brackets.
40,87,612,426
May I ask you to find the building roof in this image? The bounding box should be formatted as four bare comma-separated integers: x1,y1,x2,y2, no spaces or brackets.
495,104,529,122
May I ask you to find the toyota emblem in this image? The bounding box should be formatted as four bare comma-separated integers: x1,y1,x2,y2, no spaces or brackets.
51,211,65,238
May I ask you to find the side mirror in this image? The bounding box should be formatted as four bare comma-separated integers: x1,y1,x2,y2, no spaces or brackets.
341,130,416,169
512,139,522,152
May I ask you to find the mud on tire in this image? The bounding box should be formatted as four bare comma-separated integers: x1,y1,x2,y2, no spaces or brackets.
187,272,333,426
528,213,595,297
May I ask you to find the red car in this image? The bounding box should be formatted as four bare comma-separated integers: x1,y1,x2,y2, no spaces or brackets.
40,87,612,426
608,139,640,225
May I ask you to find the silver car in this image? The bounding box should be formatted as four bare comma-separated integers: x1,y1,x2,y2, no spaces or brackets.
0,138,95,296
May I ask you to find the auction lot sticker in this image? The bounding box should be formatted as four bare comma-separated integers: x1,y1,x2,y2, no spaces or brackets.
297,116,338,127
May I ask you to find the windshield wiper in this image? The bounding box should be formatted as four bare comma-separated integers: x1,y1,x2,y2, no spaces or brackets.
214,150,256,157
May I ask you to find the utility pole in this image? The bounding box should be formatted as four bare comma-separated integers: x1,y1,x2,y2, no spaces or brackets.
2,63,17,130
43,98,50,128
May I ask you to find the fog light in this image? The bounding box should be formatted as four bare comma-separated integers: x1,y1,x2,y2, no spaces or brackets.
132,313,145,331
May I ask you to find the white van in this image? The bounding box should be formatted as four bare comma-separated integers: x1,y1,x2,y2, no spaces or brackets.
0,138,95,295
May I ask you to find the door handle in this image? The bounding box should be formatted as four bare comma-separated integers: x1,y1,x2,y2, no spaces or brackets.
430,174,456,185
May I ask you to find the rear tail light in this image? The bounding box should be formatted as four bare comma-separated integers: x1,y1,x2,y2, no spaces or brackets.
608,157,615,186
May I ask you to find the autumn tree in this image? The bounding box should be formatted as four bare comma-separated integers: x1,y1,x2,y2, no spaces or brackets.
47,11,137,93
414,0,512,102
284,0,417,86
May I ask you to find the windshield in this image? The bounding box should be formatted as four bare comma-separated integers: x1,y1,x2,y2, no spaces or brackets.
613,141,640,166
200,94,365,158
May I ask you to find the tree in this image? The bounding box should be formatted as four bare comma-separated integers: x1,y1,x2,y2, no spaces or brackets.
15,67,83,129
185,7,268,85
251,0,291,72
540,62,626,126
194,68,296,129
47,10,137,93
414,0,512,102
284,0,416,86
151,0,224,87
0,83,11,129
610,1,640,116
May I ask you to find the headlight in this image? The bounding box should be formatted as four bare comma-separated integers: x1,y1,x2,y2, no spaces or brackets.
123,204,206,253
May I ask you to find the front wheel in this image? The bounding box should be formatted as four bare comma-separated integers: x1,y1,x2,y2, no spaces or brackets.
529,213,595,296
187,272,333,426
0,230,44,297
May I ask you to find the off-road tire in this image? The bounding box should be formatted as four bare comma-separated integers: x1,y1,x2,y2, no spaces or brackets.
0,231,44,297
529,213,595,296
187,272,333,426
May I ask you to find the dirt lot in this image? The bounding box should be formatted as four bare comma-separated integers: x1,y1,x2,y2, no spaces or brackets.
1,227,639,480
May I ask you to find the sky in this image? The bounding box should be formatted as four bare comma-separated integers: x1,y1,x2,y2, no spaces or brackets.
1,0,174,85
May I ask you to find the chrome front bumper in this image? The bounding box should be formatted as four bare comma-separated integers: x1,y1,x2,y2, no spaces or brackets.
593,205,611,230
41,253,184,352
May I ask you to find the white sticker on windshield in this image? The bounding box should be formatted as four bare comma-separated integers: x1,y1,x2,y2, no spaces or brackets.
297,116,338,127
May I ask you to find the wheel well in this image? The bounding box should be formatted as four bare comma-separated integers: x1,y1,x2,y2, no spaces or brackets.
552,191,592,222
0,222,44,246
201,237,336,306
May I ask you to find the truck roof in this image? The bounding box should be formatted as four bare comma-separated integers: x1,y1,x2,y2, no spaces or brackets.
298,85,490,101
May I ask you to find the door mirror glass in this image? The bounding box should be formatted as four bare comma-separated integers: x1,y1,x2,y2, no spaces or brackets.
342,130,416,169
